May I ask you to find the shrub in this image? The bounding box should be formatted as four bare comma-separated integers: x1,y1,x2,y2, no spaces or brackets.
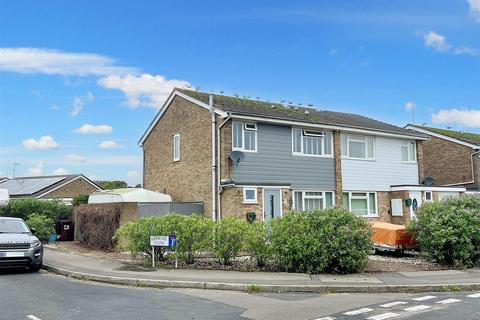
72,194,89,206
408,195,480,268
77,205,120,250
0,198,71,222
26,213,54,243
175,215,213,264
244,222,271,267
213,217,248,265
269,209,372,274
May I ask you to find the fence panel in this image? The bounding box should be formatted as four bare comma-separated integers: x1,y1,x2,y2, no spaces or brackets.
137,202,203,218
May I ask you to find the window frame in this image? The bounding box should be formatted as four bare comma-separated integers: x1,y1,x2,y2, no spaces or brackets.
292,190,335,211
291,128,333,157
342,191,378,217
424,191,433,202
243,187,258,204
232,122,258,152
341,134,376,160
401,140,417,163
173,133,181,162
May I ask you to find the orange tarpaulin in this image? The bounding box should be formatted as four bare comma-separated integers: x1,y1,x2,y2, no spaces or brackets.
370,222,413,247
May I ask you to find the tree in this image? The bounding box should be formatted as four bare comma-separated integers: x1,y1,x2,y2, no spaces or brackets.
72,194,89,206
135,184,142,188
96,180,128,190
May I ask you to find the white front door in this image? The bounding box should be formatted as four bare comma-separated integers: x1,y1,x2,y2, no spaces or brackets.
409,191,422,220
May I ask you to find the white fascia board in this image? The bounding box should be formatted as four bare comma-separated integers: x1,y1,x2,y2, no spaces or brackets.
390,185,466,192
138,90,228,146
36,175,101,198
405,125,480,149
232,115,427,140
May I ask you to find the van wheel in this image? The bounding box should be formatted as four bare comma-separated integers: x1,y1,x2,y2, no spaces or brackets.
29,263,42,272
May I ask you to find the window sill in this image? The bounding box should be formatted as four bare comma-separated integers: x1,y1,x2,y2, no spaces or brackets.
342,157,376,162
363,215,379,218
243,201,258,205
292,153,334,158
402,161,417,164
233,148,257,153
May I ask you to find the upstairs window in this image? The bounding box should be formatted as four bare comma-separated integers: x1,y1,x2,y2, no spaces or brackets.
292,129,333,156
293,191,334,211
173,133,180,161
401,141,417,162
233,122,257,152
341,134,375,160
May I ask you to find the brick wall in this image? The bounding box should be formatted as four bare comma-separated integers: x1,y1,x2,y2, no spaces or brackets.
420,136,475,186
416,141,425,184
333,131,343,207
143,96,214,218
389,190,410,225
41,177,98,199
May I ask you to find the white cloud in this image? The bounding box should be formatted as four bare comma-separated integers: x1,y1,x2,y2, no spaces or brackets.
432,109,480,128
22,135,59,150
98,73,191,109
88,174,98,181
423,31,451,52
73,124,113,134
421,31,477,56
127,170,139,179
71,91,93,117
98,140,124,149
52,168,68,175
27,162,44,176
65,154,86,163
0,48,137,76
467,0,480,22
405,101,416,111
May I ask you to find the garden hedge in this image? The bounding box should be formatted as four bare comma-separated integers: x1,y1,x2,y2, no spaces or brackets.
76,204,120,250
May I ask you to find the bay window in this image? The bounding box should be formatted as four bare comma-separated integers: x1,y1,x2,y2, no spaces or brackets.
233,122,257,152
341,134,375,160
343,192,377,217
293,191,334,211
401,141,417,162
292,128,333,156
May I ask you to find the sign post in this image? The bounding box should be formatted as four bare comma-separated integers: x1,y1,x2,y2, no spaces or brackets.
149,235,177,269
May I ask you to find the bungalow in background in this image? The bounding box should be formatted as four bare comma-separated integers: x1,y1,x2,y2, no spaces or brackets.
0,174,102,205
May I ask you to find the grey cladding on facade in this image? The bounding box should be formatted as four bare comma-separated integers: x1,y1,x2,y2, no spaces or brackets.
232,123,335,190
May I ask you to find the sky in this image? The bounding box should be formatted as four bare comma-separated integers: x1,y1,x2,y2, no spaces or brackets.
0,0,479,185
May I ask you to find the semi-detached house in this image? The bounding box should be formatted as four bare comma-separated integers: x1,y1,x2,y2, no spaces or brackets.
139,89,464,225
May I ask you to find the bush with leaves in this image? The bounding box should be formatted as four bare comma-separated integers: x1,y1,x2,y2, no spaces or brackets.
244,221,271,267
77,205,120,250
26,213,55,243
0,198,71,222
175,215,213,264
408,195,480,268
213,217,248,265
72,194,89,206
269,209,372,274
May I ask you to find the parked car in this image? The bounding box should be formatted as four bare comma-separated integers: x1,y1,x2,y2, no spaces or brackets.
0,217,43,271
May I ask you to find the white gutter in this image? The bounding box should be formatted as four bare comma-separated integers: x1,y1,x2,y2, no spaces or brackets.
443,150,480,187
233,114,428,140
210,95,217,222
216,114,232,221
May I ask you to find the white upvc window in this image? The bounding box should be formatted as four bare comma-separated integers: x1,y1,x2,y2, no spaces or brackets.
424,191,433,202
341,134,375,160
343,191,377,217
401,140,417,163
292,128,333,157
233,122,257,152
243,187,257,203
173,133,180,161
293,191,335,211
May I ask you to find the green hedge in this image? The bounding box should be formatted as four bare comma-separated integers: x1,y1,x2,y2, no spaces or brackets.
408,195,480,268
26,213,55,243
114,209,372,273
0,198,71,222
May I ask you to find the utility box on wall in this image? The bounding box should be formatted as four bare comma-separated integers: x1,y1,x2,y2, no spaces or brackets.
391,199,403,216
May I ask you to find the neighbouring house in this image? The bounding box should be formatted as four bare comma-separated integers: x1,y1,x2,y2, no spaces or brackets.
139,89,465,225
405,125,480,192
0,174,102,205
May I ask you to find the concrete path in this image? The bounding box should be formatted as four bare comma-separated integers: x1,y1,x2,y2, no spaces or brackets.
43,248,480,293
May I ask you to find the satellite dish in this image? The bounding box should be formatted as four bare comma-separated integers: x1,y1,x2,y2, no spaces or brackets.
229,151,245,166
423,177,436,187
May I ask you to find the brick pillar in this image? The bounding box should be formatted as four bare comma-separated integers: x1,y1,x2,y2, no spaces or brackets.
416,141,425,184
333,131,343,207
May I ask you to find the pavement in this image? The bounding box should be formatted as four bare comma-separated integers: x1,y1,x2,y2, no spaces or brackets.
42,247,480,293
1,268,479,320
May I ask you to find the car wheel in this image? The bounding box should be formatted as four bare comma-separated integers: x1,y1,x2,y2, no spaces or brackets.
29,262,42,272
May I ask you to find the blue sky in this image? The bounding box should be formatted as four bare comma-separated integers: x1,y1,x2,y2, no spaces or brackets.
0,0,479,185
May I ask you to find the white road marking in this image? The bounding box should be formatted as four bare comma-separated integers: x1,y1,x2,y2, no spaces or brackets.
436,298,462,304
404,305,431,312
343,308,374,316
467,293,480,298
412,295,437,301
313,317,336,320
26,316,43,320
380,301,408,308
367,312,399,320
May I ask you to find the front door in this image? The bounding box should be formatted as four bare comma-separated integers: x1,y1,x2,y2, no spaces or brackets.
263,189,282,221
409,191,422,220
